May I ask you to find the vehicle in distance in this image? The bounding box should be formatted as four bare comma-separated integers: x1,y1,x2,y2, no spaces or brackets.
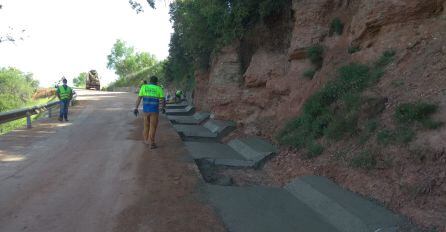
86,70,100,90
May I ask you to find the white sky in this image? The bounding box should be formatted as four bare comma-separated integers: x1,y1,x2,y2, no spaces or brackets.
0,0,172,87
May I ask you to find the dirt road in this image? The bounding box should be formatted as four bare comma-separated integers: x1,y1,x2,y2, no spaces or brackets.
0,90,225,232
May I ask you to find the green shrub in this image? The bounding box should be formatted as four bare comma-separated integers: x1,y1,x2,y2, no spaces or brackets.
325,112,358,140
278,51,395,154
334,150,348,161
259,0,290,19
307,45,324,69
365,119,379,133
358,119,379,144
395,102,438,124
303,68,316,79
350,150,377,170
377,129,393,145
348,46,361,54
306,143,324,158
421,120,443,129
377,127,415,145
394,127,415,144
329,18,344,36
375,49,396,67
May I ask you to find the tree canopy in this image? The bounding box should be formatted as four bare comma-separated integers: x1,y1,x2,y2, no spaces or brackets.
164,0,290,89
106,39,166,89
73,72,87,87
0,67,39,112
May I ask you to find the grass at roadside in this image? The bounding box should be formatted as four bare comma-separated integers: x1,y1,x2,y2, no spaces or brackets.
0,96,57,135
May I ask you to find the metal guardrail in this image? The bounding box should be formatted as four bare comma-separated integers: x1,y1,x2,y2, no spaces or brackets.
0,93,77,128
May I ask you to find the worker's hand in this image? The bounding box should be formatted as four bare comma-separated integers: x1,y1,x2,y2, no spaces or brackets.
133,108,139,117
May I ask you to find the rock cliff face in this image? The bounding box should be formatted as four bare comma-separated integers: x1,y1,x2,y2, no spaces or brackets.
194,0,446,139
193,0,446,230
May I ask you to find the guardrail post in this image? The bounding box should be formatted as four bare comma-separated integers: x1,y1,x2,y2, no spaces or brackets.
48,107,52,118
26,111,32,129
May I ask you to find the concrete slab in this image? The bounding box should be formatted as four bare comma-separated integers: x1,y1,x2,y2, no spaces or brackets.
173,120,235,140
185,142,242,160
228,137,277,163
202,120,235,134
165,105,195,116
173,124,217,139
185,137,276,167
165,102,189,109
207,176,415,232
207,185,340,232
184,142,256,167
285,176,412,232
167,112,210,125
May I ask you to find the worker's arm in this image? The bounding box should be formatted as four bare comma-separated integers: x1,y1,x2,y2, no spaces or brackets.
133,96,142,116
161,98,166,109
159,98,166,114
135,96,142,109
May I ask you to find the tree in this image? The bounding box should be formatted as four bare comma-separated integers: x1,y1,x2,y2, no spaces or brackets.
106,40,166,89
0,4,27,43
128,0,155,13
73,72,87,87
0,67,39,112
164,0,290,88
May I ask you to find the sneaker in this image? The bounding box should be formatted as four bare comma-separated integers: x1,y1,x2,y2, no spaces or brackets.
150,143,157,149
64,118,69,122
58,117,63,122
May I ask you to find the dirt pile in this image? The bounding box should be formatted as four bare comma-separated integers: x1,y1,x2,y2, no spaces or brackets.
192,0,446,230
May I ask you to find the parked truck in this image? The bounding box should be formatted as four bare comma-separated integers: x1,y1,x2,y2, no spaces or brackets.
86,70,100,90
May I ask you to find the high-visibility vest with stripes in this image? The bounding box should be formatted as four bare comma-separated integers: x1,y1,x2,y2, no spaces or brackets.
58,86,72,100
139,84,164,113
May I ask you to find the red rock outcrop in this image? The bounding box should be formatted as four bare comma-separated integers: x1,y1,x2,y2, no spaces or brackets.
194,0,445,137
193,0,446,229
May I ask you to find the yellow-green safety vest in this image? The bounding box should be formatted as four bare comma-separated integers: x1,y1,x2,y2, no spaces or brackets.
58,86,72,100
139,84,164,98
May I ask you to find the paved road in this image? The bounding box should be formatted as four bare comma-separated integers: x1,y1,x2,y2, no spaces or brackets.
0,90,224,232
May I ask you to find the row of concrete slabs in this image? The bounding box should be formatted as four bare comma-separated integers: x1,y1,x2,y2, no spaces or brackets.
207,176,414,232
166,102,273,167
165,102,417,232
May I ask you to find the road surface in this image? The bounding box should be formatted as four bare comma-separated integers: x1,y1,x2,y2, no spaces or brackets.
0,90,225,232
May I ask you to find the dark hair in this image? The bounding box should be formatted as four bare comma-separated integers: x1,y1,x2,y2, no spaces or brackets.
62,79,67,83
143,80,148,84
149,76,158,84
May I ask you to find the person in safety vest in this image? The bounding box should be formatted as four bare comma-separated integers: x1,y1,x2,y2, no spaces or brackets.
56,78,73,122
175,90,183,103
134,76,165,149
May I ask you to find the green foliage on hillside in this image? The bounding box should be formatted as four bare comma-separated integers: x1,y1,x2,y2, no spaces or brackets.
165,0,291,88
106,40,166,89
349,150,377,170
394,102,442,128
303,68,316,79
373,101,442,146
0,67,39,112
348,46,361,54
307,45,324,69
277,51,396,155
329,18,344,36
